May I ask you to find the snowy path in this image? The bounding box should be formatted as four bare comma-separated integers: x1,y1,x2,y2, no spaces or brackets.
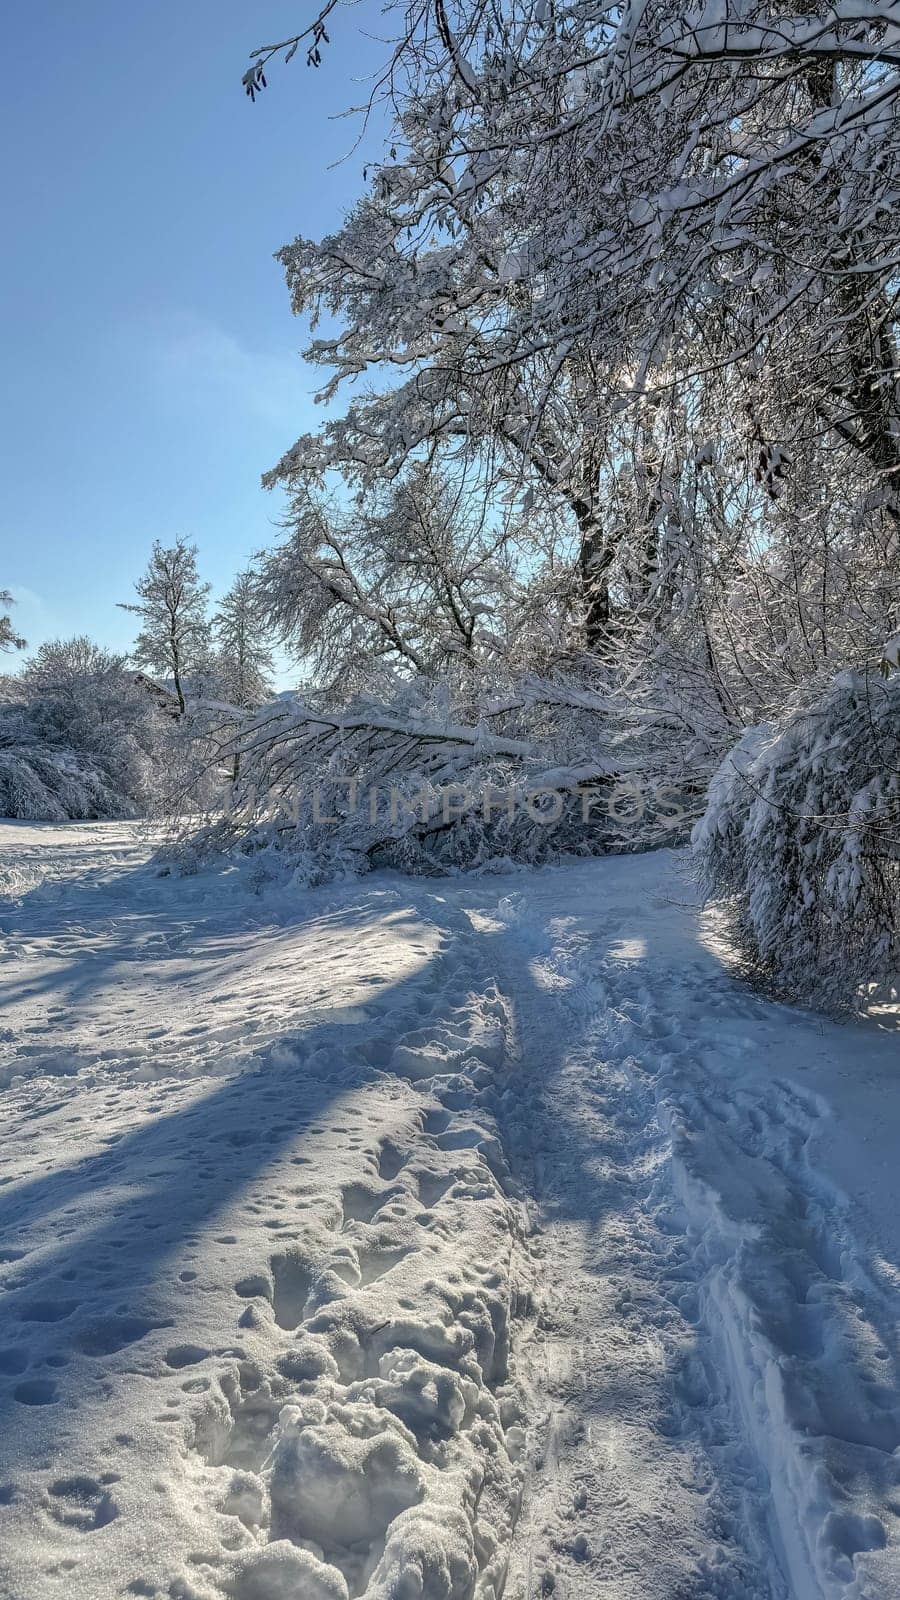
0,825,898,1600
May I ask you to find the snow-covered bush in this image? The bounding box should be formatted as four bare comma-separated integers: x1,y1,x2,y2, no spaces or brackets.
0,638,164,821
0,717,141,821
693,671,900,1010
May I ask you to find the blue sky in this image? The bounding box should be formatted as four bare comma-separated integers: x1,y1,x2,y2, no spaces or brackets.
1,2,387,683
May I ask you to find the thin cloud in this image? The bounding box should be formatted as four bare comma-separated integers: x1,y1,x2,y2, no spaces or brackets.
123,310,317,435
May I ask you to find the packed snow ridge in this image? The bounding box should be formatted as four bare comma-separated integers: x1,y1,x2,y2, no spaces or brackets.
0,822,898,1600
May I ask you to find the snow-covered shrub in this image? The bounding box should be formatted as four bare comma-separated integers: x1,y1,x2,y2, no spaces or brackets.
0,639,165,821
693,671,900,1010
0,721,141,821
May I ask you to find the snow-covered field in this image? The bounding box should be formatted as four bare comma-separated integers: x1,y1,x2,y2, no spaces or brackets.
0,823,898,1600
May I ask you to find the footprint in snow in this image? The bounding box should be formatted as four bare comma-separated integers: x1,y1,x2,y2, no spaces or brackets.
164,1344,209,1370
74,1315,170,1356
377,1140,409,1182
13,1377,57,1406
18,1298,80,1324
45,1475,119,1531
341,1182,394,1227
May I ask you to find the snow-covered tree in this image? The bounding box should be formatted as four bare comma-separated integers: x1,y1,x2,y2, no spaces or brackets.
22,635,125,703
258,465,571,695
121,539,211,715
0,590,25,654
166,1,899,909
224,22,884,878
214,569,275,712
248,1,900,526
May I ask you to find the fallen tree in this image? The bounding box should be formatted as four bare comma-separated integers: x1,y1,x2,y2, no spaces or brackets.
174,671,702,881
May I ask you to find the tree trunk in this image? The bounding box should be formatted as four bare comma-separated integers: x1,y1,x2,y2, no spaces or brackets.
804,46,900,556
572,450,619,654
171,639,186,718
